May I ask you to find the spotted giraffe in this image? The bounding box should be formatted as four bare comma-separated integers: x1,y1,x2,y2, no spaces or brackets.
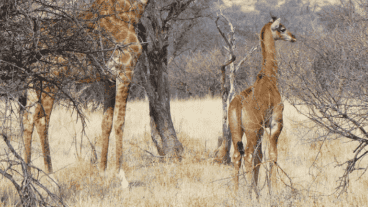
22,0,149,188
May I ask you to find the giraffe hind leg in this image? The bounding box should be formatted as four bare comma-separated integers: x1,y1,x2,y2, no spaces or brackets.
229,99,244,193
23,106,35,173
22,89,37,173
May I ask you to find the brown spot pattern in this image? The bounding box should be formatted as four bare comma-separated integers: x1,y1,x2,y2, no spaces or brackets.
22,0,149,180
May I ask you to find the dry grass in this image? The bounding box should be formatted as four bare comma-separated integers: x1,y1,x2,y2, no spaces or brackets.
1,97,368,206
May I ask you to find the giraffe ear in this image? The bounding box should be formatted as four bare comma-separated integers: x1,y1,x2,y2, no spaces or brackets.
271,18,281,30
270,16,278,23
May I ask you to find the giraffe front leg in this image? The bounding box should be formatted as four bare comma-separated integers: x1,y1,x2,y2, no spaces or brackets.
100,81,115,172
34,88,55,174
35,116,58,190
112,56,133,188
268,104,284,196
105,47,134,189
114,78,130,189
35,116,53,173
253,132,263,200
243,130,260,199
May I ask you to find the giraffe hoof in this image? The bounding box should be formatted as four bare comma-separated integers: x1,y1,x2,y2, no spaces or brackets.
122,178,129,189
118,170,129,189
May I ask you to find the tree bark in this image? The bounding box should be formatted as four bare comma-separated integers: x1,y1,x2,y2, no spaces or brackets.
213,15,257,164
136,3,184,157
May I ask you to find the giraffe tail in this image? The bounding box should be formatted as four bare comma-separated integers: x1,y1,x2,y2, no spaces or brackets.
237,141,244,156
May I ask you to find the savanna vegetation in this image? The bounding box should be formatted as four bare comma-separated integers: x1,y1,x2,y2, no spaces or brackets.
2,0,368,206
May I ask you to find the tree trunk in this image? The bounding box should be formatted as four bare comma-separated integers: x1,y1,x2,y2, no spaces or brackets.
214,56,232,164
136,11,183,157
213,16,236,164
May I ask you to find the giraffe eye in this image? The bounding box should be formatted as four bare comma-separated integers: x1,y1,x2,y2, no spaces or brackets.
280,28,286,32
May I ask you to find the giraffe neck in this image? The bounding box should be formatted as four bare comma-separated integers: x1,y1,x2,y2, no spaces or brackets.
258,24,278,83
84,0,148,44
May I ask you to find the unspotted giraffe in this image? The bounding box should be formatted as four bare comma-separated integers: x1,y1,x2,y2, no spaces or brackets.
228,17,296,195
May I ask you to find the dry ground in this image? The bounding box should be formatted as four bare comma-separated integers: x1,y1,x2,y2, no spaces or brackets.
1,97,368,206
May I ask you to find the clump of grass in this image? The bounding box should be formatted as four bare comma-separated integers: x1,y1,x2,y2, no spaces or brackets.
56,158,128,205
0,181,20,207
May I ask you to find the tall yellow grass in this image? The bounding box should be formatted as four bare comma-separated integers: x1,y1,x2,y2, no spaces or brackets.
1,97,367,206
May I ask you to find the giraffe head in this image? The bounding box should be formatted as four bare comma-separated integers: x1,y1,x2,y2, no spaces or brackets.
270,17,296,42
